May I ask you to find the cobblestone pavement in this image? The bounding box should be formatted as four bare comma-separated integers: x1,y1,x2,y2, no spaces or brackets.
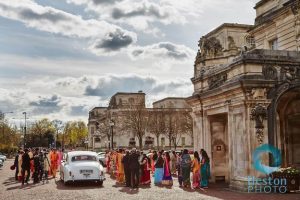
0,160,299,200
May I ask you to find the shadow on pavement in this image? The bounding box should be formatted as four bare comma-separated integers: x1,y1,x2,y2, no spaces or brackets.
118,187,139,195
3,177,17,186
55,179,102,190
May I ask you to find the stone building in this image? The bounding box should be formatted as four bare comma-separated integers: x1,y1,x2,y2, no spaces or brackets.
88,92,193,150
153,97,191,109
188,0,300,190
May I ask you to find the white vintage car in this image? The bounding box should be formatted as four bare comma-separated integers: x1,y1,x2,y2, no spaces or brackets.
60,151,105,186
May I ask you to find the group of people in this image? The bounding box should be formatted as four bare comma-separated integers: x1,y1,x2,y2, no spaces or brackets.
105,148,210,189
13,148,63,185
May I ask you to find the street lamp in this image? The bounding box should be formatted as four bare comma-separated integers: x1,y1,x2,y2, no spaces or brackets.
23,112,27,148
109,120,115,150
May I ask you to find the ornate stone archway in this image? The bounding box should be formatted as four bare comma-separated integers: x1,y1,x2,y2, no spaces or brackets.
268,83,300,167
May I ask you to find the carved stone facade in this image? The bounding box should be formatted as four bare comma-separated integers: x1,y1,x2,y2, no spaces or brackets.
188,0,300,191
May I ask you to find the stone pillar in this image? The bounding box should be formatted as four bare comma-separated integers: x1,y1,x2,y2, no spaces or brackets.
193,110,203,151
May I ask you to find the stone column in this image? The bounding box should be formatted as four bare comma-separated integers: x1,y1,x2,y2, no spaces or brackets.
193,110,203,151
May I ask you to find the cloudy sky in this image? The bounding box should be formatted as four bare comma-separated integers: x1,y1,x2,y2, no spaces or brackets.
0,0,257,123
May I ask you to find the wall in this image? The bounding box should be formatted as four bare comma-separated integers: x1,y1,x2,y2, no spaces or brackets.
252,10,298,50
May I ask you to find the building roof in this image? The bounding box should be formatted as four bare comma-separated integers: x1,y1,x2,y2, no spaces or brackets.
204,23,253,38
152,97,188,105
254,0,270,9
112,91,145,96
89,107,107,112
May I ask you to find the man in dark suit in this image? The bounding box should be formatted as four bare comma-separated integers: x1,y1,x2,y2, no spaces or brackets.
21,148,31,185
14,150,20,181
122,150,131,187
129,148,140,188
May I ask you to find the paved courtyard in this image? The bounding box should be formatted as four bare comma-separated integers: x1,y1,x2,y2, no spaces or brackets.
0,160,299,200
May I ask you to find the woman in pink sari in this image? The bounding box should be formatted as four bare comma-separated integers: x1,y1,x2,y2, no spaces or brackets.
162,152,173,186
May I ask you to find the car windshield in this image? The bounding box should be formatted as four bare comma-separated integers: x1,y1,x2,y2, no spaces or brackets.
71,155,97,162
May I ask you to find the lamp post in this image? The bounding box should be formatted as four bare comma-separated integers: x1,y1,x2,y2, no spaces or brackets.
109,120,115,150
22,112,27,148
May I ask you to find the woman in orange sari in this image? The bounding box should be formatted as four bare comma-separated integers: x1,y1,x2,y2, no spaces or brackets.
48,149,53,176
116,149,125,183
191,151,200,189
50,149,59,178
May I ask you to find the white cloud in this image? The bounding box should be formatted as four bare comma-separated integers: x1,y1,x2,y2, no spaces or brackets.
65,0,257,38
129,42,195,61
0,0,137,55
0,74,192,122
66,0,187,35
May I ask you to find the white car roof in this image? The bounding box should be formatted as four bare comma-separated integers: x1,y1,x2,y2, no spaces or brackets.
67,151,98,157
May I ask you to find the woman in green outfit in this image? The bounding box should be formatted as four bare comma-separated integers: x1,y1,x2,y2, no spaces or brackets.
200,149,210,189
180,149,191,187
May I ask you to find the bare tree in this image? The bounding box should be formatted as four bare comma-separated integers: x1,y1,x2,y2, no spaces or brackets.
147,108,166,150
121,98,148,149
164,109,193,150
165,109,181,149
180,110,193,146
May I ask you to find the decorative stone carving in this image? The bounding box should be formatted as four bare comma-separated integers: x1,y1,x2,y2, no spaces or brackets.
280,66,300,82
251,88,267,100
228,36,237,49
207,72,227,89
250,104,268,144
262,65,278,80
244,34,256,48
200,67,206,78
194,49,202,66
199,37,223,57
291,0,300,15
194,110,203,116
277,83,291,98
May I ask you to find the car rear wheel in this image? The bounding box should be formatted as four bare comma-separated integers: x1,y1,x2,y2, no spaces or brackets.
60,172,68,185
98,181,103,187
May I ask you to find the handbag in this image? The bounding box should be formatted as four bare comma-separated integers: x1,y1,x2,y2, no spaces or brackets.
10,164,16,170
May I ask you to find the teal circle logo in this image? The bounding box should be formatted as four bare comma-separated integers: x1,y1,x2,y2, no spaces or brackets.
253,144,282,174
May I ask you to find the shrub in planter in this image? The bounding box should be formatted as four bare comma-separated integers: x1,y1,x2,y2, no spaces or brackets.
271,167,300,192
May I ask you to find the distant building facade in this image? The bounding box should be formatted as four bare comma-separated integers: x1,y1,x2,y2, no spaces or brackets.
188,0,300,191
88,92,193,150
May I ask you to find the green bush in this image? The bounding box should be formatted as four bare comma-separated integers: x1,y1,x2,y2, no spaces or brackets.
0,145,19,158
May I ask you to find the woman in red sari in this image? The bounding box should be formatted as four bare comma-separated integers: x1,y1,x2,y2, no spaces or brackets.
140,154,151,185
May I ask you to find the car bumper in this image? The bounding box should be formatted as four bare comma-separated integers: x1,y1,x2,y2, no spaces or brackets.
67,175,106,182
